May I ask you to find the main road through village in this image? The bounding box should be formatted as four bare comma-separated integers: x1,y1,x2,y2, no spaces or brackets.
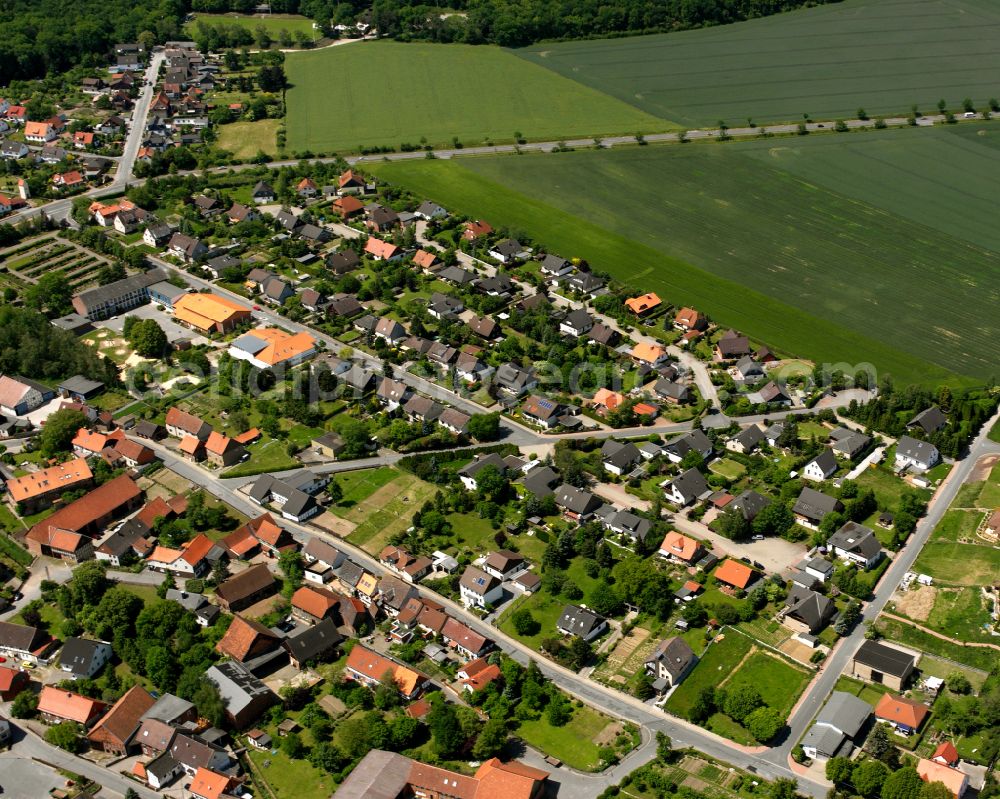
2,44,998,796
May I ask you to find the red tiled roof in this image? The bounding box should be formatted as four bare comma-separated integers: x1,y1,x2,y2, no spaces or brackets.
27,474,139,544
38,685,105,724
292,585,340,620
216,615,280,662
88,685,155,747
714,558,754,589
875,693,929,730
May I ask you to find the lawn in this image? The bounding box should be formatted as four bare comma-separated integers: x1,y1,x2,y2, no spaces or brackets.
342,472,438,552
708,458,746,481
515,703,612,771
854,466,930,514
719,649,809,718
222,436,299,477
186,12,321,40
369,124,1000,385
246,747,336,799
989,420,1000,443
330,466,399,508
913,540,1000,586
216,119,281,159
924,586,995,642
515,0,1000,128
497,592,567,651
285,40,669,153
666,631,754,719
925,510,985,543
875,617,997,672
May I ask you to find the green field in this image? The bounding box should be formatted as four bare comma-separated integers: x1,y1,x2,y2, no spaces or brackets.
186,12,321,40
216,119,280,159
371,123,1000,384
515,0,1000,127
284,41,669,153
515,704,611,771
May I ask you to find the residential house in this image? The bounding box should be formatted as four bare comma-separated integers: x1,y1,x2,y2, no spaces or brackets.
801,691,872,760
664,429,713,464
284,617,343,668
781,586,835,634
803,449,839,481
251,181,275,203
727,425,766,454
828,522,882,569
830,427,872,459
364,238,401,261
458,657,502,694
674,307,706,330
58,637,113,679
87,685,156,755
714,558,755,590
461,219,493,240
874,693,930,735
260,276,294,306
654,379,690,405
345,645,428,700
494,362,537,396
6,457,93,514
592,388,625,416
229,328,317,370
631,341,668,367
664,468,711,507
204,662,277,729
750,381,792,406
334,751,549,799
658,532,703,564
588,322,619,347
376,377,411,411
482,550,528,581
38,686,106,727
736,357,765,381
715,330,752,360
291,584,342,624
644,637,697,694
204,431,246,468
793,487,844,530
0,665,30,700
488,238,529,264
624,292,661,316
729,490,770,522
167,233,207,263
602,439,641,476
557,604,607,641
521,394,565,429
851,641,916,691
165,407,212,440
553,484,602,521
143,223,173,248
0,621,58,665
916,759,968,799
215,615,282,664
380,546,433,583
895,435,940,472
375,317,407,345
215,564,278,613
459,566,503,609
908,406,948,435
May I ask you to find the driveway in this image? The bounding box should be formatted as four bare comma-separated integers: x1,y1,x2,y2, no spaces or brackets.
98,303,211,346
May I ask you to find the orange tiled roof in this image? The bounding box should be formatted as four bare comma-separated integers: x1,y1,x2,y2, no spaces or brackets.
292,585,339,619
7,458,93,503
247,513,285,547
592,388,624,411
346,644,424,695
714,558,754,589
234,428,260,444
27,474,139,543
933,741,959,766
916,759,967,799
659,531,700,561
179,434,203,455
631,341,666,364
364,238,399,259
38,685,105,724
216,615,279,661
189,768,234,799
875,693,929,730
236,328,316,366
181,534,214,567
173,292,249,330
205,430,235,455
474,757,551,799
624,292,661,314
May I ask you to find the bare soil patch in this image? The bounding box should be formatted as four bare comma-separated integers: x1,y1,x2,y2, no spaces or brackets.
895,585,937,622
594,721,624,747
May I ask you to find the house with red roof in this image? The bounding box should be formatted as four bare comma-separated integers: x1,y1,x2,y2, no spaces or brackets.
38,686,106,727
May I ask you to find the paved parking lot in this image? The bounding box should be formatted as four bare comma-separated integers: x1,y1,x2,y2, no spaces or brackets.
98,303,210,346
0,751,64,798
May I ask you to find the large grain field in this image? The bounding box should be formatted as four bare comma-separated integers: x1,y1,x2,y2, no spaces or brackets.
284,41,670,153
516,0,1000,127
369,123,1000,386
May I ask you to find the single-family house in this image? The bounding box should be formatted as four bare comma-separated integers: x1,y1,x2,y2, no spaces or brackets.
459,566,503,609
557,604,607,641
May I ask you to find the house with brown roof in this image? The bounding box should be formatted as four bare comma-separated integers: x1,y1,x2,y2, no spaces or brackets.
38,685,106,727
674,307,707,331
334,750,549,799
345,645,428,700
291,584,341,624
0,621,58,664
441,617,492,660
216,615,282,663
0,664,30,700
87,685,156,755
215,564,277,612
204,431,246,467
457,657,502,693
6,457,94,514
26,474,142,558
165,407,212,440
379,545,433,583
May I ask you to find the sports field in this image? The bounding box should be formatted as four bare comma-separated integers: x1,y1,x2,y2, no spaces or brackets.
186,12,321,41
515,0,1000,127
284,41,670,153
369,123,1000,385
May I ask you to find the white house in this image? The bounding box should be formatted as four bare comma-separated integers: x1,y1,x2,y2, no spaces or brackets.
894,435,940,472
59,638,113,679
663,468,710,507
803,450,838,481
458,566,503,609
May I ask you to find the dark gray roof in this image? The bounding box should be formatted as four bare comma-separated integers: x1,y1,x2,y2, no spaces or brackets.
284,617,343,663
557,604,605,637
539,253,570,273
519,466,560,498
793,487,842,521
807,449,839,476
828,522,881,559
58,637,108,675
57,375,104,395
733,424,766,450
908,406,947,434
815,691,872,737
802,723,849,759
205,661,275,717
645,637,697,680
601,439,641,470
784,585,834,632
142,692,195,724
667,467,711,503
495,362,535,392
830,428,871,457
896,435,939,463
654,379,689,401
852,640,915,677
554,484,601,515
73,268,167,314
667,429,713,458
730,490,771,521
607,509,653,542
144,752,180,780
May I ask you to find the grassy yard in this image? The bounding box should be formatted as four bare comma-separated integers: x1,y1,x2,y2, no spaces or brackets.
854,466,930,513
222,436,299,477
515,703,614,771
708,458,746,481
666,631,754,719
497,592,567,651
330,466,399,509
989,419,1000,443
924,586,995,642
833,675,891,709
342,472,438,552
285,40,669,153
370,124,1000,385
216,119,281,159
875,617,997,672
925,510,985,543
913,540,1000,585
516,0,1000,128
720,648,809,718
186,12,321,40
246,747,337,799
